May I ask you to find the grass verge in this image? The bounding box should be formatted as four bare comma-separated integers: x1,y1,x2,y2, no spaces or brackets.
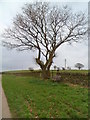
2,74,88,118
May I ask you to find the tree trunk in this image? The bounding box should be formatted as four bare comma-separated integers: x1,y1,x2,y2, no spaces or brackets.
79,67,81,70
35,53,53,79
42,69,50,79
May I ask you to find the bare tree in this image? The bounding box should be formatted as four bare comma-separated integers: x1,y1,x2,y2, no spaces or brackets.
75,63,84,70
2,2,87,79
28,67,34,71
54,65,57,70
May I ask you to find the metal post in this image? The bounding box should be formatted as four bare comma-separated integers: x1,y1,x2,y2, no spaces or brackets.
65,59,66,69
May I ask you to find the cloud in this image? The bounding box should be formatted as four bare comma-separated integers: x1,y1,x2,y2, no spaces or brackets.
0,1,88,71
54,42,88,69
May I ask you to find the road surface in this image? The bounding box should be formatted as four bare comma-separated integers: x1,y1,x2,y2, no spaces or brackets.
0,74,12,118
0,75,2,119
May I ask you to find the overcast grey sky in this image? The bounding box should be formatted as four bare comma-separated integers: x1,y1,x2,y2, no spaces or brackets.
0,0,88,71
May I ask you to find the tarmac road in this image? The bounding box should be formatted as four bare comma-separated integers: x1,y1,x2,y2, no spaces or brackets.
0,74,12,118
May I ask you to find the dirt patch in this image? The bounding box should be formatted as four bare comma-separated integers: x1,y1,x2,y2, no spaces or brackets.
66,83,88,88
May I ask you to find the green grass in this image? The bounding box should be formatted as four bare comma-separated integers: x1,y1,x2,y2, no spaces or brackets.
2,74,88,118
4,70,34,73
